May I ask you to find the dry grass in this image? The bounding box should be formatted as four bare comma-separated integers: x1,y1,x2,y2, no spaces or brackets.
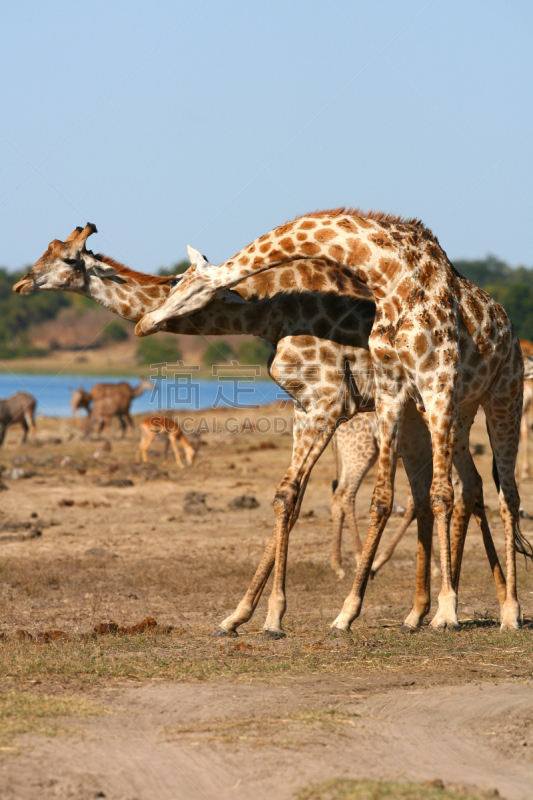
296,779,502,800
1,621,532,690
163,707,360,745
0,692,105,746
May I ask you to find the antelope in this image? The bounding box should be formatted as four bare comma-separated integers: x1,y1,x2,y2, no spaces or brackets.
0,392,37,445
84,379,155,438
136,415,196,467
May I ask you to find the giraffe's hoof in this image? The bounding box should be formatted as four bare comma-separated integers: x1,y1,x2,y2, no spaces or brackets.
428,621,461,633
262,628,286,640
500,619,521,632
370,569,377,581
213,627,238,637
400,624,419,635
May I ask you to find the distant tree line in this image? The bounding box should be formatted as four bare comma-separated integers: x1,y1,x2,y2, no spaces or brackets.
1,255,533,359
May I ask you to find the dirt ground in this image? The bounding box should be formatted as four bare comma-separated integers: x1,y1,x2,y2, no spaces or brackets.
0,405,532,799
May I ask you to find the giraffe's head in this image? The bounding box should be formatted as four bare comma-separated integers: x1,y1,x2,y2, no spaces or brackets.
13,224,120,296
135,245,218,336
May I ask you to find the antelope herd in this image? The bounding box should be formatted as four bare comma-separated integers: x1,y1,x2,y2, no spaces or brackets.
9,209,533,635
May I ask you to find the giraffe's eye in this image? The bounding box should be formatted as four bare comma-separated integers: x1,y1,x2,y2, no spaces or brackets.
64,258,78,266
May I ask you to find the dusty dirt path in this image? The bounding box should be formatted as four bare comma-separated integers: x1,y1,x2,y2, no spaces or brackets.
1,679,532,800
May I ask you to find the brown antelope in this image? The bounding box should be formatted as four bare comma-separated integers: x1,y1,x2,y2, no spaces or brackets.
136,415,196,467
0,392,37,445
84,379,155,438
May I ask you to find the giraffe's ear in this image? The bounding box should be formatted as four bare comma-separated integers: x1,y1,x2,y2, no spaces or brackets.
87,262,120,280
187,244,212,270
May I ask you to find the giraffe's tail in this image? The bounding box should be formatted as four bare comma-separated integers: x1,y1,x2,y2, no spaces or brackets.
491,452,533,562
331,433,339,495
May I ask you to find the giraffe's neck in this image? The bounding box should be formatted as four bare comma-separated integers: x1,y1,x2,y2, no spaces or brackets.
202,212,446,307
81,254,283,341
81,257,172,322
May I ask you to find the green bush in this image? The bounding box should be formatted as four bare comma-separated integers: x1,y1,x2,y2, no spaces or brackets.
202,340,236,367
136,336,182,365
236,338,271,365
102,320,129,343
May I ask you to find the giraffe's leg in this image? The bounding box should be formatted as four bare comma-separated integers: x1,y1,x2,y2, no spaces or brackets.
216,529,278,635
370,491,416,577
331,419,378,579
394,402,434,631
427,405,459,632
331,392,407,632
263,416,337,637
217,407,336,636
483,382,528,630
448,408,506,610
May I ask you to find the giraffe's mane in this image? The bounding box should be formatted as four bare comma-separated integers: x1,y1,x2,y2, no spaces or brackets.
91,253,175,286
292,207,427,228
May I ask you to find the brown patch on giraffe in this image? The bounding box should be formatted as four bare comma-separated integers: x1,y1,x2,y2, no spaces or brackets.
279,237,296,253
336,217,360,233
383,302,395,321
279,270,296,290
415,333,429,358
143,286,164,299
418,309,436,330
296,232,308,241
418,260,438,290
301,242,321,256
369,232,393,249
345,238,371,268
420,352,439,372
298,220,317,230
308,271,327,292
396,279,412,301
328,244,345,262
399,350,416,370
120,302,132,317
313,228,336,243
238,256,250,267
319,346,336,366
259,243,271,254
378,257,401,282
247,245,256,254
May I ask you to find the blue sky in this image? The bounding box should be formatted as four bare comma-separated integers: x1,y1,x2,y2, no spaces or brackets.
1,0,532,272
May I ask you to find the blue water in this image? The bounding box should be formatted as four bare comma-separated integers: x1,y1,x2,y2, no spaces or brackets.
0,373,288,418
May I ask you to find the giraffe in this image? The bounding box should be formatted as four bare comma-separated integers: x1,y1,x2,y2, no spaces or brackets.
13,225,506,637
136,415,196,467
330,413,416,580
136,208,531,633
